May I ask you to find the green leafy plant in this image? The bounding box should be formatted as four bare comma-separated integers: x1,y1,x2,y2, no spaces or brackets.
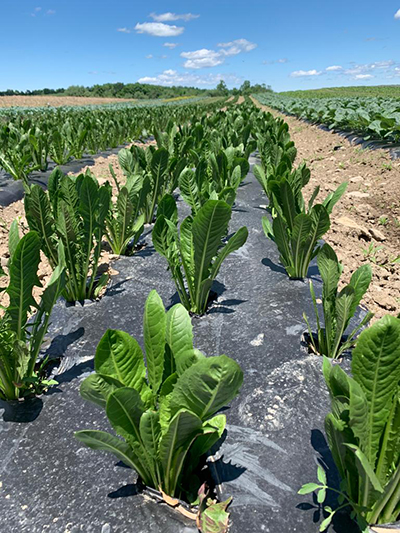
152,195,248,314
299,315,400,531
179,156,243,216
362,243,384,264
105,160,148,256
24,168,111,302
0,227,65,400
303,243,373,359
0,122,36,186
118,146,170,224
262,178,347,279
75,290,243,501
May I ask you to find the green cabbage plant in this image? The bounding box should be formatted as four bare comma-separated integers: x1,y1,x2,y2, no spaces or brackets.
75,290,243,500
299,315,400,531
303,243,373,359
152,195,248,315
0,227,65,400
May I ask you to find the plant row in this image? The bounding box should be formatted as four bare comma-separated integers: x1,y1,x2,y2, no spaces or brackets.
0,101,399,532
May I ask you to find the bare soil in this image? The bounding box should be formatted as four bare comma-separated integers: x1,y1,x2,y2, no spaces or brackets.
0,95,136,108
252,97,400,319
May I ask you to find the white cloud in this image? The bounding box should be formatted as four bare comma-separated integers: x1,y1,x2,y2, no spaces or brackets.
291,69,322,77
135,22,184,37
394,8,400,19
263,58,288,65
181,48,223,68
146,54,153,59
164,42,179,49
343,60,395,78
181,39,257,69
46,9,55,15
35,6,42,11
150,12,199,22
138,69,242,87
326,65,342,71
117,27,131,33
217,38,257,55
354,74,374,79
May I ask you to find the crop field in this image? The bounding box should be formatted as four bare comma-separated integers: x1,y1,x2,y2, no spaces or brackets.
280,85,400,99
256,92,400,143
0,92,399,533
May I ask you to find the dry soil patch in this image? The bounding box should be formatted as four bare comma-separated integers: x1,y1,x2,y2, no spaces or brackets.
0,95,136,108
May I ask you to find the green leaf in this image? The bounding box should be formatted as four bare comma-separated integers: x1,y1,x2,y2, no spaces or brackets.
94,329,146,390
179,168,201,213
8,220,20,259
24,184,58,266
74,430,149,480
139,409,161,460
143,290,166,394
192,200,231,300
317,243,341,302
210,226,248,280
344,443,383,493
80,373,124,409
319,513,333,532
188,414,226,469
106,387,144,439
347,264,372,319
156,194,178,223
323,182,348,215
298,483,322,494
317,488,326,504
6,231,41,340
261,216,274,240
159,409,203,495
317,465,327,485
352,315,400,467
169,355,243,421
165,303,194,375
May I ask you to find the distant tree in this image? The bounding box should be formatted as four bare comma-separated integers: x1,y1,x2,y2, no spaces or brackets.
216,80,229,96
239,80,251,94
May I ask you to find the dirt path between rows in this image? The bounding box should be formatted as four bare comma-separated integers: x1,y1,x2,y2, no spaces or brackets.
251,96,400,319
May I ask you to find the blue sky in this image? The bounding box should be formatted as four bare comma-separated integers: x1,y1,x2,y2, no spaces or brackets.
1,1,400,92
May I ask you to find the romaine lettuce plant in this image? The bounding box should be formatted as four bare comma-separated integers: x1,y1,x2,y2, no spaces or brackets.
152,195,248,315
299,315,400,531
179,155,243,216
0,227,65,400
24,168,111,302
118,146,170,224
75,290,243,500
262,177,347,279
105,159,149,256
303,243,373,359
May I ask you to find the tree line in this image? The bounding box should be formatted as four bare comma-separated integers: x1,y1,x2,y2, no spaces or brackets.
0,80,272,99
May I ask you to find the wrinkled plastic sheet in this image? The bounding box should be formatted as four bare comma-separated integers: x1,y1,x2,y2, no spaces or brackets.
0,158,369,532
